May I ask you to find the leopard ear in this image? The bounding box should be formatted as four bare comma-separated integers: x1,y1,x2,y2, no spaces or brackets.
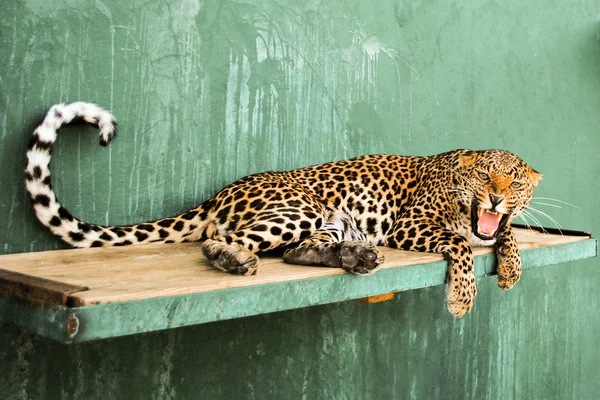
528,167,543,187
458,150,478,169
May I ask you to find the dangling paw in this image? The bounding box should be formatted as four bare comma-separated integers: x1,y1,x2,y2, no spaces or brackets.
446,273,477,318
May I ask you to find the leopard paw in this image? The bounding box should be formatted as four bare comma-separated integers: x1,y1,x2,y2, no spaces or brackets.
338,241,384,275
446,274,478,318
497,252,522,291
202,239,259,276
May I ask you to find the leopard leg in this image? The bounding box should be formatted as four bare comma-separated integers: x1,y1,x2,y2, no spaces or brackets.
201,179,331,275
203,204,328,275
283,210,384,275
386,219,477,317
202,219,311,276
495,224,522,290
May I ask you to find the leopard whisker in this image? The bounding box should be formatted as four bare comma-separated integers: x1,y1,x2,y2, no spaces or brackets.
520,196,581,210
526,206,563,235
529,201,562,209
514,211,533,230
527,206,563,227
520,209,550,234
532,197,581,209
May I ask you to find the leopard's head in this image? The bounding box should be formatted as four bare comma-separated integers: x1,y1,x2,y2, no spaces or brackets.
453,150,542,240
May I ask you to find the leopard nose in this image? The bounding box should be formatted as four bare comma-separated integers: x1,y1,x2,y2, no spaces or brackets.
489,193,504,208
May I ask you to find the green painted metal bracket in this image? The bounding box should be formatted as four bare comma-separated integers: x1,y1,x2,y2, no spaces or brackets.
0,238,596,343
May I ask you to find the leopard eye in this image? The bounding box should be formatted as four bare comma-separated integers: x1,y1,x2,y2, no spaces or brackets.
477,172,489,180
510,181,523,189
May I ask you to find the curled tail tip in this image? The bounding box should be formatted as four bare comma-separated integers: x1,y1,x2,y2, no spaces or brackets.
99,120,118,147
42,102,117,147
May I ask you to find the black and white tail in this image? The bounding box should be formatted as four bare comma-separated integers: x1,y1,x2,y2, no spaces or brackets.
25,102,208,248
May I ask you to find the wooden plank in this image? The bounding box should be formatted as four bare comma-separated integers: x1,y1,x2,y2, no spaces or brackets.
0,233,595,343
0,228,592,307
0,269,88,307
43,238,600,342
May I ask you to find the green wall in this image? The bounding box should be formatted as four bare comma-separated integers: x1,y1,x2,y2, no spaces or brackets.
1,0,599,398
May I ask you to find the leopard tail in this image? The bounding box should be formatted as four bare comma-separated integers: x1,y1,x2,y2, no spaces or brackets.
25,102,211,248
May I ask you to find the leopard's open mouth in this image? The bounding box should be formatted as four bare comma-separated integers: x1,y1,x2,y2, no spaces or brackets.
471,205,510,240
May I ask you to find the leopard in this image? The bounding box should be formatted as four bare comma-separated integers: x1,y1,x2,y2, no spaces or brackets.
24,102,542,317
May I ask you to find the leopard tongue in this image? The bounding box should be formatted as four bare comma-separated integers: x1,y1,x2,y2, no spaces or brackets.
478,210,501,235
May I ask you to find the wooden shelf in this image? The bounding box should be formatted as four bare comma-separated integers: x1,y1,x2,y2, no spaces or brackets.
0,228,596,343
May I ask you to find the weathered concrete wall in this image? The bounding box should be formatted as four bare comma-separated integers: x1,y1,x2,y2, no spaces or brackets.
1,0,599,398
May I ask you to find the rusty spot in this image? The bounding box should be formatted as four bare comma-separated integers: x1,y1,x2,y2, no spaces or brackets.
358,292,396,303
167,319,172,326
67,314,79,337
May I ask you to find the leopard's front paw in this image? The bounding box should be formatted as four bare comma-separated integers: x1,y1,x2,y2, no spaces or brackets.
496,245,522,291
446,273,478,318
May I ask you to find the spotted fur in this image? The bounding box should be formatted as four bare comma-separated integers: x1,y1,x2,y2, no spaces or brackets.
25,103,542,317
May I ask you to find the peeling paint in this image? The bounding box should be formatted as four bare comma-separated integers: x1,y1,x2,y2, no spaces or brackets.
155,333,177,400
